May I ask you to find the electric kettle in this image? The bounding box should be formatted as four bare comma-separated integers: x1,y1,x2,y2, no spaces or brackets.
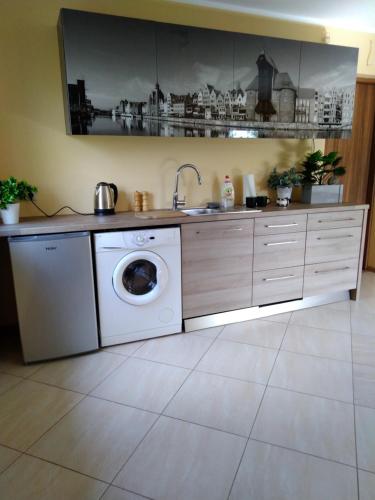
94,182,118,215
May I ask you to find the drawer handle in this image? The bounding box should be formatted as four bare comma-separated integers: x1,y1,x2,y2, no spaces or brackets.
101,246,124,249
195,227,243,235
317,235,354,240
317,218,355,223
263,275,295,282
265,223,299,228
314,266,351,274
264,240,298,246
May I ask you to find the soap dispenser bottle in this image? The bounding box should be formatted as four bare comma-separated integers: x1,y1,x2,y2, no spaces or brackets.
221,175,235,209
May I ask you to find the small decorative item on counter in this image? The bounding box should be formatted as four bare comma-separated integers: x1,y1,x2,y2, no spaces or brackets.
142,191,149,212
0,177,37,225
267,167,301,206
277,197,290,208
300,150,346,204
133,191,142,212
221,175,235,209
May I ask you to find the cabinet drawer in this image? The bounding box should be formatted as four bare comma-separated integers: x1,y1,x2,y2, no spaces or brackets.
182,220,253,318
253,266,304,306
304,259,358,297
253,232,306,271
305,226,362,264
307,210,363,230
255,214,307,235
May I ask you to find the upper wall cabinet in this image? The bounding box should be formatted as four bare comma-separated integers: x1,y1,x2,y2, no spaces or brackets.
58,9,358,139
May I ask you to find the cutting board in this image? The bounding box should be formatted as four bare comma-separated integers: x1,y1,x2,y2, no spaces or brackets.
135,210,188,219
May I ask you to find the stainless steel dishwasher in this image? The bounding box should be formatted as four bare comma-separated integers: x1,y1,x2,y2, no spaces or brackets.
9,231,99,362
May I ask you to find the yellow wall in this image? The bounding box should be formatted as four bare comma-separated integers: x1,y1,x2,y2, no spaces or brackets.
1,0,374,216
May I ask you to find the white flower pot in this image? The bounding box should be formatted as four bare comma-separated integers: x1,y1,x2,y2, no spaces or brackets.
0,202,20,224
277,186,293,200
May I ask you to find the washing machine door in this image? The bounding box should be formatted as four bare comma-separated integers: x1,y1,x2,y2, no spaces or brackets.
112,250,169,306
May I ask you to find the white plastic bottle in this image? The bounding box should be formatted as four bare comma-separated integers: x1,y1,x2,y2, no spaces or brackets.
221,175,235,209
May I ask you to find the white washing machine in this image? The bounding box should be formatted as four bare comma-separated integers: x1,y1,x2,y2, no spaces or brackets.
94,227,182,346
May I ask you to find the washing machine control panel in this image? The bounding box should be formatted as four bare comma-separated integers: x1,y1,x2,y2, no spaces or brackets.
134,232,147,246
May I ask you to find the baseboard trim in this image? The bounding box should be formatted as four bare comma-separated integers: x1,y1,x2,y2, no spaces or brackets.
184,291,350,332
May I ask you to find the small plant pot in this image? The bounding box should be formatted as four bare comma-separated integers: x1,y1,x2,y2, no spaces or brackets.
0,202,20,224
276,186,293,200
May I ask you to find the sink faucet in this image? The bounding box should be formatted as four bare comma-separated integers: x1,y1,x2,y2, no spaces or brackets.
172,164,202,210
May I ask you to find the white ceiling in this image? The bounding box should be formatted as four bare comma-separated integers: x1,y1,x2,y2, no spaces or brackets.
171,0,375,33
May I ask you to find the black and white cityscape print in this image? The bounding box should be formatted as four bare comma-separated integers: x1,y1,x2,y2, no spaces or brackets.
59,9,359,138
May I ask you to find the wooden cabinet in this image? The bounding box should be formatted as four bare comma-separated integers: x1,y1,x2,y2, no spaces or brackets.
181,207,366,320
181,220,253,318
304,209,364,298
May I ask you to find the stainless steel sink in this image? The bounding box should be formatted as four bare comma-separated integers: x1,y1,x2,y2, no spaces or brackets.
181,207,262,216
182,208,221,216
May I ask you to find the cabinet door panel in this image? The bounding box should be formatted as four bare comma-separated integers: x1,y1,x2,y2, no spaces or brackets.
307,210,363,231
304,259,358,297
306,226,361,264
253,266,304,306
182,220,253,318
254,232,306,271
255,214,307,235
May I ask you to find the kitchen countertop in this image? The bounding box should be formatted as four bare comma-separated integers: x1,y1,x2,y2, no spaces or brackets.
0,202,369,238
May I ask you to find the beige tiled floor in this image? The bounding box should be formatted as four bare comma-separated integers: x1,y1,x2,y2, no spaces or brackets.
0,271,374,499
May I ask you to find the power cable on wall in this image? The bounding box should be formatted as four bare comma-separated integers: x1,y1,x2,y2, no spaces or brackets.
30,199,93,217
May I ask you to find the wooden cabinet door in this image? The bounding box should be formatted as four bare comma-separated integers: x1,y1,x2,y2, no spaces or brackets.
304,259,359,297
305,226,362,264
181,220,253,318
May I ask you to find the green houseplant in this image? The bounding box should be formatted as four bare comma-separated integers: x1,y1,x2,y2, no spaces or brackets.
267,167,302,201
300,150,346,204
0,177,37,224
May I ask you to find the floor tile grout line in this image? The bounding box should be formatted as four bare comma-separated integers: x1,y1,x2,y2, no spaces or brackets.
159,413,250,439
83,394,162,417
280,347,352,364
0,377,24,398
21,450,111,485
0,448,24,478
266,383,355,406
99,484,153,500
358,467,375,475
350,304,361,500
23,393,87,455
108,413,161,490
193,367,267,386
210,336,280,353
248,436,358,470
86,356,130,396
289,319,351,335
280,346,352,364
226,311,293,500
107,327,223,493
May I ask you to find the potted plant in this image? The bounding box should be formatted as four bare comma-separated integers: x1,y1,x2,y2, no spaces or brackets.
267,167,301,201
300,150,346,204
0,177,37,224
